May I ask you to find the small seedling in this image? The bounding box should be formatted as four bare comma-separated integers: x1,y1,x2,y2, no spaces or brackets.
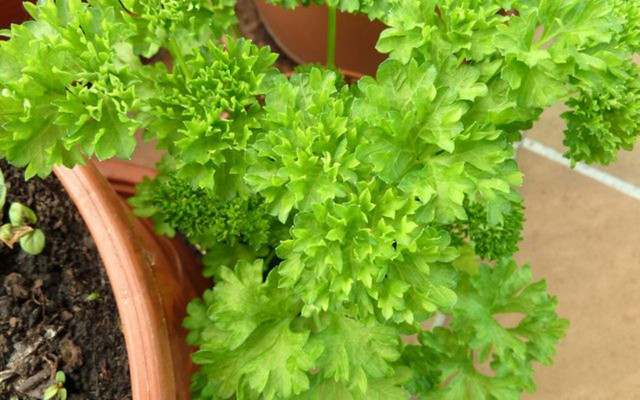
0,170,46,255
43,371,67,400
86,292,101,302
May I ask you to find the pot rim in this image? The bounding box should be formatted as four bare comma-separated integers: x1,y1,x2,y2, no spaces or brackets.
54,160,176,400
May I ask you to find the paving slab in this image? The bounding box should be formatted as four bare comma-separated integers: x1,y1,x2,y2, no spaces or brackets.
517,149,640,400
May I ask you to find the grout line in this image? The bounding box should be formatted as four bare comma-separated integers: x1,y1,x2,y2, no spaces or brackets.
521,138,640,201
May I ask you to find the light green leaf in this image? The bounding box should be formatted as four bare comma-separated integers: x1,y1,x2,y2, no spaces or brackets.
301,367,411,400
209,259,299,349
0,224,12,242
9,202,37,226
20,229,46,255
192,319,321,400
419,259,568,399
43,386,59,400
310,314,400,392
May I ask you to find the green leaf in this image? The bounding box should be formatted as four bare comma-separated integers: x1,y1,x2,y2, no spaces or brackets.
454,261,568,363
263,0,389,19
563,62,640,165
7,1,633,399
130,174,276,251
445,200,525,261
246,68,355,222
309,314,401,393
401,344,441,394
276,190,458,322
0,0,143,178
398,164,472,224
123,0,236,57
20,228,46,255
0,224,12,242
502,62,567,108
9,202,37,226
208,259,300,349
419,259,568,399
301,367,411,400
192,319,321,400
55,371,65,384
186,259,320,400
43,386,59,400
86,292,101,302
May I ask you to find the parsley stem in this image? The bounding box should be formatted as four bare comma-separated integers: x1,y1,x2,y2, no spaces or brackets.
169,38,192,80
232,24,242,39
326,6,337,69
264,249,276,268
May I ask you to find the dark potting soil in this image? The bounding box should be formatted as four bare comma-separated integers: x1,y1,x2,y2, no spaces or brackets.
0,161,131,400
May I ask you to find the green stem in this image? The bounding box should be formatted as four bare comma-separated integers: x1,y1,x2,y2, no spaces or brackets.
169,38,191,80
264,248,277,267
326,6,337,69
232,24,243,39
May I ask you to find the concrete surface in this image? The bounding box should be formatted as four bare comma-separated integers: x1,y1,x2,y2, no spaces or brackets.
517,144,640,399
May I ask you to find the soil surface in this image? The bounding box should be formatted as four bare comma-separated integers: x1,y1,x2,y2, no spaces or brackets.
0,161,131,400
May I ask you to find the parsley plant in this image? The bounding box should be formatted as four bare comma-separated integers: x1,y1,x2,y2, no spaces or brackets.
1,0,639,398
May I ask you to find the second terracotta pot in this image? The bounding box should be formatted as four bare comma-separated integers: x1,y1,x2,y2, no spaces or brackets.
254,0,387,76
0,0,33,30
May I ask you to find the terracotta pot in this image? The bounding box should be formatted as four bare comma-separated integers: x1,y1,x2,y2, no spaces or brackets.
254,0,386,76
54,159,207,400
0,1,33,30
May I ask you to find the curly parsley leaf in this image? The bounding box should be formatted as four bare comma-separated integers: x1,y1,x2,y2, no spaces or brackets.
309,314,401,393
0,0,142,178
130,174,275,250
416,260,568,399
120,0,236,57
563,62,640,165
446,200,525,261
143,38,278,193
186,259,321,400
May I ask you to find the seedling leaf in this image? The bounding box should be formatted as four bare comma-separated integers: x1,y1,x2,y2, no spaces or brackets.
55,371,66,384
9,202,38,226
20,229,46,255
43,386,59,400
0,224,33,248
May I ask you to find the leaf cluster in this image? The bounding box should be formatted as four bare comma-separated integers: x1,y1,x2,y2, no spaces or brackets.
0,169,45,255
130,173,277,250
408,260,568,400
446,200,524,261
43,371,67,400
378,0,640,161
2,0,637,399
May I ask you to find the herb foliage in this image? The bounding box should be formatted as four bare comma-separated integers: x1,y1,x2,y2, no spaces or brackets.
1,0,638,398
